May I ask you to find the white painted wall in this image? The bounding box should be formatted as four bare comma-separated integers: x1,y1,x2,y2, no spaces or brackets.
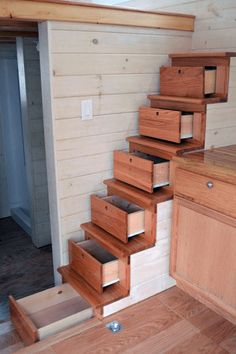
0,40,51,247
0,44,17,218
0,45,29,220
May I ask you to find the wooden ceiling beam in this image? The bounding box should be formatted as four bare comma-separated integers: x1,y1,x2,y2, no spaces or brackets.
0,0,195,31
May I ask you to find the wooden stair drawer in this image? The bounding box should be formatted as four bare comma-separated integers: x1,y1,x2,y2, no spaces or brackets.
69,239,119,294
160,66,216,98
139,106,193,143
9,284,93,345
175,168,236,218
114,150,170,193
91,195,145,243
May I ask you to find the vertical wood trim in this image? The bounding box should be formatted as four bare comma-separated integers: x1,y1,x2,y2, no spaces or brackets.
38,21,62,284
144,209,156,244
16,37,35,241
170,196,179,276
118,257,130,292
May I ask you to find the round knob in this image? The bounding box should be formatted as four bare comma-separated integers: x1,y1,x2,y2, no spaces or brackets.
110,321,121,333
207,181,214,189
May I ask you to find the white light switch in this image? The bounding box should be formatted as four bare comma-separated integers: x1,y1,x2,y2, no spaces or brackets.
81,99,93,120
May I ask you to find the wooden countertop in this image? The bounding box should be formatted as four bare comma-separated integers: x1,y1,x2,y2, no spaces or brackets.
173,145,236,185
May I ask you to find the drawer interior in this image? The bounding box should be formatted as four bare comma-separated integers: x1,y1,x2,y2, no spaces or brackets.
204,66,216,94
132,152,170,188
79,239,119,287
103,195,145,237
15,284,93,341
181,112,193,139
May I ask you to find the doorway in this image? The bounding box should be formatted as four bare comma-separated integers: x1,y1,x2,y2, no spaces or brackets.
0,38,54,322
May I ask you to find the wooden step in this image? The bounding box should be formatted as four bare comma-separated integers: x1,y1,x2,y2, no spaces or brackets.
81,222,154,257
127,135,203,160
104,178,173,211
58,266,128,311
169,51,236,67
148,94,223,112
169,52,236,58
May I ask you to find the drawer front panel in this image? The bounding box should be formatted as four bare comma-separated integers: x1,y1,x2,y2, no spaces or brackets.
114,150,153,193
175,168,236,218
160,66,204,98
91,195,128,243
139,106,181,143
69,241,103,293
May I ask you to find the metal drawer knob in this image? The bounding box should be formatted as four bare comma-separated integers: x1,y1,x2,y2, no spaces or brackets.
207,181,214,189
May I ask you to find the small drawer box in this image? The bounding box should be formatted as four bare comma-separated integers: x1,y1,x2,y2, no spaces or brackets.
175,168,236,218
9,284,93,345
160,66,216,98
91,195,145,243
69,239,119,294
139,106,193,143
114,150,170,193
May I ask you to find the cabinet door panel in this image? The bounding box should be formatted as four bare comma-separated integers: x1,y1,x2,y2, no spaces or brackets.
172,197,236,313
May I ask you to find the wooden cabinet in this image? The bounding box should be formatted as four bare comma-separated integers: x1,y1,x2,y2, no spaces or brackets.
9,284,93,345
113,150,170,193
160,66,216,98
171,151,236,325
91,195,145,243
172,197,236,324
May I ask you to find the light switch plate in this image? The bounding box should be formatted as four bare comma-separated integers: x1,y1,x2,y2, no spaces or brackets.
81,99,93,120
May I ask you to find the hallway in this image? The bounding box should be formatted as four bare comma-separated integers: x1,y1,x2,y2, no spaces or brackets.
0,217,54,323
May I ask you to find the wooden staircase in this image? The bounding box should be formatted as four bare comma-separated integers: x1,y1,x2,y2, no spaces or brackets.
53,52,236,318
9,51,236,346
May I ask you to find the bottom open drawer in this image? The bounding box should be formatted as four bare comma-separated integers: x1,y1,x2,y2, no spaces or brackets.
9,283,93,345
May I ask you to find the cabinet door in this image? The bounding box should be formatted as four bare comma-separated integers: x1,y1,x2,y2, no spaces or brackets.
171,197,236,323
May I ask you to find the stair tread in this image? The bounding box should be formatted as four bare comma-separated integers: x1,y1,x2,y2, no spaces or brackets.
169,52,236,58
104,178,173,210
81,222,154,257
148,94,223,105
127,135,203,159
58,265,128,309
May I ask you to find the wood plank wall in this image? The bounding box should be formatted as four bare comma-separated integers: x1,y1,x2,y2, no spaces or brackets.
119,0,236,148
39,21,192,267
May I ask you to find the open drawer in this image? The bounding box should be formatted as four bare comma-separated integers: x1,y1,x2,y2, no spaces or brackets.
91,195,145,243
160,66,216,98
139,106,193,143
69,239,119,294
114,150,170,193
9,283,93,345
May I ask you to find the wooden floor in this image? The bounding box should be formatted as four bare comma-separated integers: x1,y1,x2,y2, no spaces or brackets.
6,286,236,354
0,217,54,353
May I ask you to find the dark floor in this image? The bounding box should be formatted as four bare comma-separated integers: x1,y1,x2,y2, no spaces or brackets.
0,217,54,323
